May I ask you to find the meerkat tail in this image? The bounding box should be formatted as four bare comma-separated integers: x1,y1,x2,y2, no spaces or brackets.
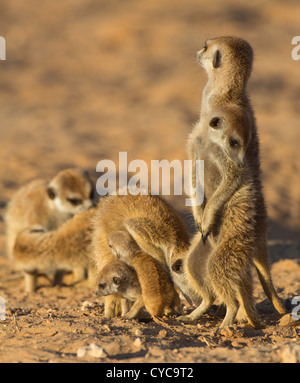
253,259,286,314
236,289,264,329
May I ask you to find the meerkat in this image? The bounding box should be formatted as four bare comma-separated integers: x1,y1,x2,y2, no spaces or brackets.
95,261,144,320
91,190,190,318
12,208,96,292
185,36,286,318
108,231,183,319
188,104,252,243
5,167,95,259
174,106,262,328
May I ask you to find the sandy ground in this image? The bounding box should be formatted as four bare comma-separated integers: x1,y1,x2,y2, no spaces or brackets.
0,0,300,363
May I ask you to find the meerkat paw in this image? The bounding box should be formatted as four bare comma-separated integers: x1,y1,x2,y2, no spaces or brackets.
200,219,213,244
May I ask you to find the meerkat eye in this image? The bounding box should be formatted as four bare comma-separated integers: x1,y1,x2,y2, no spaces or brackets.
213,49,221,68
172,259,183,274
99,283,106,290
209,117,221,129
203,42,208,51
46,187,56,200
229,138,240,148
67,197,83,206
112,277,120,285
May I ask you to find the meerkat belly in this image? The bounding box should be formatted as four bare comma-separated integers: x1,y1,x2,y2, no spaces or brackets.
203,160,222,202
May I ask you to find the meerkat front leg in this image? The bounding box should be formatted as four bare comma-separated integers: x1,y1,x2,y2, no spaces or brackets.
123,298,144,320
24,270,37,293
201,169,242,242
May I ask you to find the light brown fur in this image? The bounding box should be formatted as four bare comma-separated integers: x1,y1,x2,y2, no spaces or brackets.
178,36,286,328
108,231,183,319
13,208,96,292
5,168,95,259
91,191,190,318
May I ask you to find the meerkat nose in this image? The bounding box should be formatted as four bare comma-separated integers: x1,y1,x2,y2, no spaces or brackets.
238,159,245,168
196,48,205,63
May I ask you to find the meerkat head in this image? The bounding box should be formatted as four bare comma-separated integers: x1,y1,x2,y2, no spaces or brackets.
95,261,135,296
108,231,139,259
46,168,95,216
197,36,253,85
207,105,252,168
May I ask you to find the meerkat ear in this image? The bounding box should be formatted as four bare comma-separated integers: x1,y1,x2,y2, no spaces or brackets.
209,116,222,129
112,276,120,285
213,49,221,68
46,186,56,200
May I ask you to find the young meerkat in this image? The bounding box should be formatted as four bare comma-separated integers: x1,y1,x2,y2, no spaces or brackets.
91,191,190,318
186,36,286,317
5,167,95,259
95,261,144,320
107,231,183,319
13,208,96,292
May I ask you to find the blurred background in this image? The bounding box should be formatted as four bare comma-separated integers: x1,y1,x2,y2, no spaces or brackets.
0,0,299,253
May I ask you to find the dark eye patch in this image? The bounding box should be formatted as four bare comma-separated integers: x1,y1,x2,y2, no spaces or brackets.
171,259,183,274
67,197,82,206
229,138,240,148
209,117,221,129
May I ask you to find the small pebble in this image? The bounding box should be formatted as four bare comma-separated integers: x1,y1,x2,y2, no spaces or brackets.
77,343,107,359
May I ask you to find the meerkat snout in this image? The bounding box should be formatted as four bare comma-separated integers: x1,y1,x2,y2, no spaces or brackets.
196,40,222,70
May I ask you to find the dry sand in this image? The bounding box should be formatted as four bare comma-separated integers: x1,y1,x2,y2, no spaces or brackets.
0,0,300,363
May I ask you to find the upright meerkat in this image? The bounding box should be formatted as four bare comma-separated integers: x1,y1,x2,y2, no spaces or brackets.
91,191,190,318
176,107,263,328
185,36,286,319
13,208,96,292
5,168,95,259
107,231,183,319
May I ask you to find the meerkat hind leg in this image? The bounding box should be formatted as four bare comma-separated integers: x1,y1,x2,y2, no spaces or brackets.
124,218,166,261
177,295,214,322
218,302,239,329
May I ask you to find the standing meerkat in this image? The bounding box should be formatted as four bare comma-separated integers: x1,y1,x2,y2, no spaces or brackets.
186,36,286,317
5,168,95,259
177,107,263,328
13,208,96,292
91,191,190,318
107,231,183,319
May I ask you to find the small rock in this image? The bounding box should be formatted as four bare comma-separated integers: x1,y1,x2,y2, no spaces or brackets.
77,344,107,359
279,313,298,327
81,301,97,311
220,326,234,338
133,338,142,349
102,324,111,332
158,329,167,338
134,328,143,336
279,344,300,363
231,340,245,348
